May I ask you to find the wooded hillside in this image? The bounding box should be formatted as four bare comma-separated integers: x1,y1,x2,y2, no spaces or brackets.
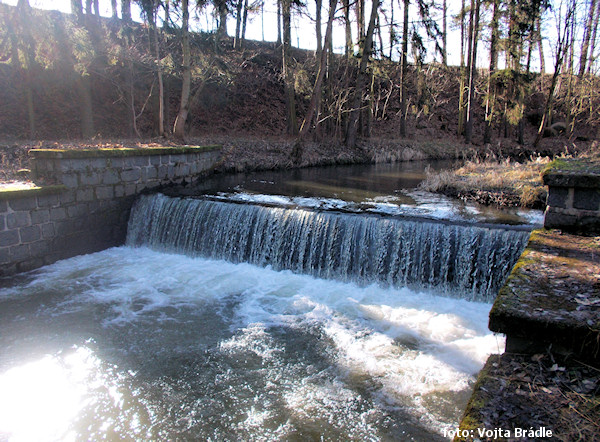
0,0,598,151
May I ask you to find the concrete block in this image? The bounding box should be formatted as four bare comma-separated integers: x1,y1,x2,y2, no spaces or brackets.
31,209,50,224
80,172,101,186
132,156,150,167
61,173,79,188
10,244,30,261
41,223,55,239
121,168,141,182
102,169,120,185
70,159,91,172
37,193,60,208
0,230,20,247
573,188,600,211
95,186,114,200
0,247,10,264
50,207,67,221
76,188,94,202
67,204,88,218
145,167,158,180
7,211,31,229
9,197,37,211
114,185,125,198
59,190,76,204
19,225,41,243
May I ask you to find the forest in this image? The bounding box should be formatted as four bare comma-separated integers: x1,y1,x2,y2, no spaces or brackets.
0,0,599,156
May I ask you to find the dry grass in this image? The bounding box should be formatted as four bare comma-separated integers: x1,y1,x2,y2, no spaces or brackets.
420,156,552,208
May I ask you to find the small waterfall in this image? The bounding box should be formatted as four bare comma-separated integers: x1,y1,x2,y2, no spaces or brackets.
127,193,530,301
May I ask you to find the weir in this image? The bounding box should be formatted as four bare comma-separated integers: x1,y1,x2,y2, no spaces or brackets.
127,193,530,301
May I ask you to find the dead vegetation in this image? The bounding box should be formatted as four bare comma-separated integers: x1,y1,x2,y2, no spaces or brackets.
419,156,552,209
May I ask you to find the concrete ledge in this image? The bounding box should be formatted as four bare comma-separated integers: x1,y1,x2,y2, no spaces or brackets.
542,158,600,188
489,229,600,362
30,145,222,159
0,185,66,200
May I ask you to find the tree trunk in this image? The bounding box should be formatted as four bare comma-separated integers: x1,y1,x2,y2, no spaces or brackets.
464,0,480,144
534,1,575,147
457,0,466,136
346,0,380,147
174,0,191,141
277,0,282,45
121,0,131,22
537,17,545,73
343,0,352,57
217,0,228,38
589,0,600,74
241,0,248,47
579,0,599,77
316,0,323,60
71,0,83,20
78,75,95,138
85,0,92,15
399,0,409,137
299,0,338,138
163,0,170,28
282,0,297,135
484,0,500,144
234,0,243,48
150,0,165,136
111,0,118,18
93,0,99,16
442,0,447,66
17,2,36,139
356,0,365,43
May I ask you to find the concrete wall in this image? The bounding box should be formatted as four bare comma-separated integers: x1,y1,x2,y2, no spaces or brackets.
0,146,221,276
543,159,600,232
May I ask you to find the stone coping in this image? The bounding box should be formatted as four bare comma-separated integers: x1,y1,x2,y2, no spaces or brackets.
489,229,600,360
29,145,222,159
542,158,600,188
0,185,67,200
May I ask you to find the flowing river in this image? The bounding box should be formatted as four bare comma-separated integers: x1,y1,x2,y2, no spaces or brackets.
0,161,541,440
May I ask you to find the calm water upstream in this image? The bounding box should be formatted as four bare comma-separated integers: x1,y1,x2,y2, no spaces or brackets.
0,160,540,440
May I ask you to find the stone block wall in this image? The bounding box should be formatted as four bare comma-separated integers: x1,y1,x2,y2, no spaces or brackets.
542,159,600,232
0,146,221,276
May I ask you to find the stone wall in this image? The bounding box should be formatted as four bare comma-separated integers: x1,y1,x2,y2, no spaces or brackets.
543,158,600,232
0,146,221,276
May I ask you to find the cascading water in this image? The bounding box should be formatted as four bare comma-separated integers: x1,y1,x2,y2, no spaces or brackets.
0,188,533,440
127,193,529,301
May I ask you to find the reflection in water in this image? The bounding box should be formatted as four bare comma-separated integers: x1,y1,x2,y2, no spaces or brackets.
179,160,543,226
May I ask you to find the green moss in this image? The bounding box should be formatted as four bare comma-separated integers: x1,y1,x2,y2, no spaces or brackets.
30,145,222,159
0,185,67,200
542,158,600,177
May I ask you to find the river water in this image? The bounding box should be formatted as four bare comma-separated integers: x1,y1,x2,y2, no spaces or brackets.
0,160,541,440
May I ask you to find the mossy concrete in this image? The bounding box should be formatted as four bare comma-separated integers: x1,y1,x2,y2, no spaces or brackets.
489,229,600,361
30,145,221,159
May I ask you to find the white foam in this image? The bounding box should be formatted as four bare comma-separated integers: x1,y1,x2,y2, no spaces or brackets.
1,246,503,436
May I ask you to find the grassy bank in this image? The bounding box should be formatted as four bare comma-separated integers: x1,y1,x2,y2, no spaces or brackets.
420,157,552,209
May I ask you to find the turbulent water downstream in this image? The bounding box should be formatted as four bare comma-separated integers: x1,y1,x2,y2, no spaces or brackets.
0,163,535,440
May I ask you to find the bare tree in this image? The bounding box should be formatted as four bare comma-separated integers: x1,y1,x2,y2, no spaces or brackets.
464,0,481,144
346,0,381,147
579,0,599,77
534,0,577,147
174,0,191,140
282,0,297,134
